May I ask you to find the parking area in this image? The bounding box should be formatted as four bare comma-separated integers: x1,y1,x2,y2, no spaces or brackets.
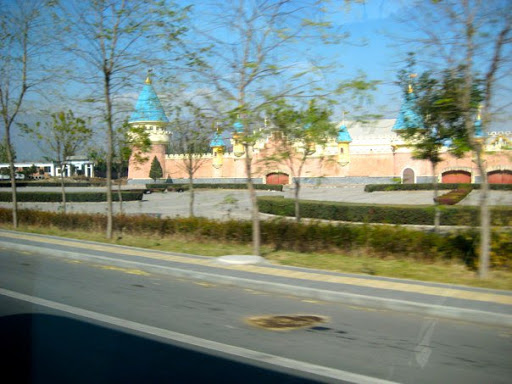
0,184,510,220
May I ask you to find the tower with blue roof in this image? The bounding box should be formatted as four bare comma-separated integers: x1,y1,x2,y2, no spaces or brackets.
128,73,171,180
392,80,424,132
473,105,485,143
337,119,352,165
210,126,226,169
231,118,246,157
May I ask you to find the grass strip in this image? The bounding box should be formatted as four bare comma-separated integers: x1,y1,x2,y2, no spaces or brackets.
2,223,510,291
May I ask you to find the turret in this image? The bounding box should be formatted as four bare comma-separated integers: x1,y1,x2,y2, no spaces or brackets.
231,119,245,157
128,72,170,180
392,75,424,132
210,129,225,168
129,73,171,144
473,105,485,144
337,123,352,165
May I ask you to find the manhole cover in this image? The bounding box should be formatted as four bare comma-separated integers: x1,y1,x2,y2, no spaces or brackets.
245,314,328,331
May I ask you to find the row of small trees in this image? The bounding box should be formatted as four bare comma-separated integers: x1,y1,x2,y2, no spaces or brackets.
1,0,510,279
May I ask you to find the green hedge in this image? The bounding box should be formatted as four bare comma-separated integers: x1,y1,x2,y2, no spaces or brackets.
0,191,143,202
0,208,509,268
257,196,512,226
145,184,189,192
146,183,283,192
0,181,105,188
365,183,512,192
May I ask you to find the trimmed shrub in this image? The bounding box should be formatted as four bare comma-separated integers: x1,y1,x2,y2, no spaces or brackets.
146,183,283,192
0,181,105,188
0,191,143,202
193,183,283,191
257,196,512,226
365,183,512,192
0,208,509,268
145,184,189,192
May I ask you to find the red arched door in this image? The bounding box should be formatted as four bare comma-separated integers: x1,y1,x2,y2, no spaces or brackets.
488,170,512,184
266,173,289,185
442,170,471,184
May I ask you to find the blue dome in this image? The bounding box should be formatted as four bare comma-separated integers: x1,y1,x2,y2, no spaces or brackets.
129,78,169,123
392,91,423,131
233,120,244,133
210,131,225,147
337,124,352,143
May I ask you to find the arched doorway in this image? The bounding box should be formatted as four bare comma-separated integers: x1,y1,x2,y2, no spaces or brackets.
266,173,289,185
442,170,471,184
402,168,415,184
488,170,512,184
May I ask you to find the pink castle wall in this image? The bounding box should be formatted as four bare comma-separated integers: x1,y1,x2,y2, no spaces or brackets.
129,136,512,183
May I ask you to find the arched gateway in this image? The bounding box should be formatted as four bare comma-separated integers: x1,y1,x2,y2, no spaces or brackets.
488,170,512,184
442,170,471,184
402,168,415,184
266,173,289,185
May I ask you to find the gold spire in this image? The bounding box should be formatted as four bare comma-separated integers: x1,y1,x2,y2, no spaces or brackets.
408,74,417,94
477,104,482,121
145,69,152,84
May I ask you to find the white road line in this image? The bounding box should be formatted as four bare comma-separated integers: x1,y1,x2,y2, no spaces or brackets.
1,287,397,384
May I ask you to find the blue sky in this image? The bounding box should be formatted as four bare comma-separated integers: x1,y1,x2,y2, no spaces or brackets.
5,0,511,161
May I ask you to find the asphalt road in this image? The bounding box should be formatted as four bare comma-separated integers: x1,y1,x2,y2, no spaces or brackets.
1,247,510,383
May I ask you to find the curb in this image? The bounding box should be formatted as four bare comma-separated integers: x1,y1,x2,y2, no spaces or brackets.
3,240,511,328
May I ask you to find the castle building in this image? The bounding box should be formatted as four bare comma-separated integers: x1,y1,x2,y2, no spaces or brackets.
127,75,512,185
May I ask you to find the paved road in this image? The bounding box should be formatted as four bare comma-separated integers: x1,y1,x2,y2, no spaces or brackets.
1,184,511,220
1,246,511,384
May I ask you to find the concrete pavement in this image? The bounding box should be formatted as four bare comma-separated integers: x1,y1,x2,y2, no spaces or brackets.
1,229,510,328
2,184,511,220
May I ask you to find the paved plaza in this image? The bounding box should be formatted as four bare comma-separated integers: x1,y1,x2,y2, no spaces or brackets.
1,184,511,220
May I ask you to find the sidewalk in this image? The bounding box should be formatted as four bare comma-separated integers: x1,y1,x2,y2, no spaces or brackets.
1,229,511,328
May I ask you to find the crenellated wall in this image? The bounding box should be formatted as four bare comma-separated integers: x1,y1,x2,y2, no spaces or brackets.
128,133,512,185
127,78,512,185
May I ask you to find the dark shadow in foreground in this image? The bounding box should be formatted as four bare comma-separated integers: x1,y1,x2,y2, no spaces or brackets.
0,314,323,383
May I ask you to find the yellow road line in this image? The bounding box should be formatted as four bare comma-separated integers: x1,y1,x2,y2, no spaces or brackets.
2,231,511,306
98,265,150,276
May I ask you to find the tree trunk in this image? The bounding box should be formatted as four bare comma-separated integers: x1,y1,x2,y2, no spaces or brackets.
475,146,490,278
294,178,301,223
59,163,67,214
117,167,123,214
188,170,194,217
244,143,260,256
4,134,18,228
432,162,440,232
104,72,114,239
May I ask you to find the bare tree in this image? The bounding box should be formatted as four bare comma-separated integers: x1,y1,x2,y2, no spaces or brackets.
20,110,92,213
57,0,189,239
113,121,151,213
465,7,511,279
169,104,212,217
187,0,350,255
397,0,512,278
265,99,337,222
0,0,52,227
